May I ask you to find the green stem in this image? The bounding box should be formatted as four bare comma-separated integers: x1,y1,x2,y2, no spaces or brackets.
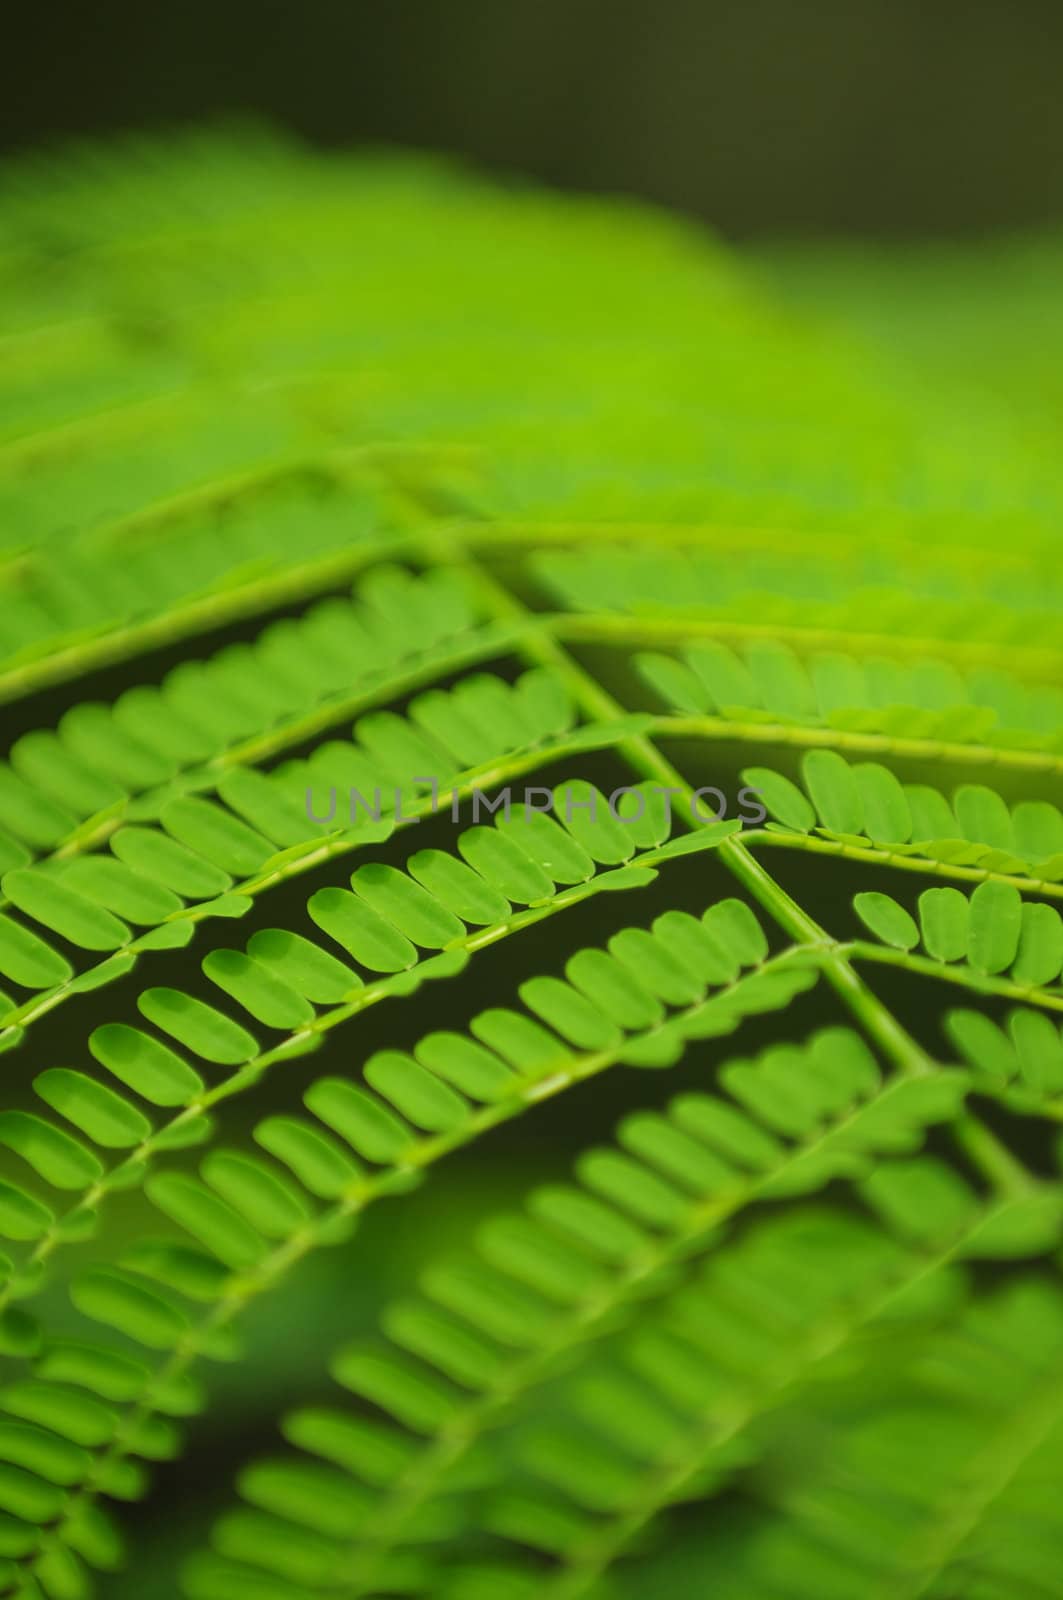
0,531,410,706
552,607,1063,682
850,939,1063,1015
748,827,1063,901
654,711,1063,777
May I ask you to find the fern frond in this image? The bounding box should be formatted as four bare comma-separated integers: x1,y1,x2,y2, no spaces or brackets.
0,561,494,863
943,1006,1063,1107
745,749,1063,897
635,637,1063,774
444,1158,1062,1600
188,1147,1062,1600
1,129,1061,1598
0,892,816,1591
849,883,1063,1016
0,659,665,1044
538,547,1063,678
0,481,413,704
0,867,772,1337
685,1276,1063,1600
184,1026,984,1600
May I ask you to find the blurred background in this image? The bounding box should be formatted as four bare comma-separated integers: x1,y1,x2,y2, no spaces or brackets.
4,0,1063,238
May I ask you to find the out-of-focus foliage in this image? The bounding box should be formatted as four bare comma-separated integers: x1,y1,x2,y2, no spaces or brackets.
0,129,1061,1599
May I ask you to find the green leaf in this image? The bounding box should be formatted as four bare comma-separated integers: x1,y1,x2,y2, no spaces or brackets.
0,1182,55,1242
406,849,511,926
0,916,72,990
688,641,758,711
254,1118,361,1200
58,857,184,925
216,769,315,849
308,888,417,973
247,930,359,1004
0,771,76,849
612,782,673,849
457,828,554,906
125,1241,230,1303
1011,901,1063,987
0,1420,89,1486
111,827,233,898
331,1347,458,1433
364,1052,469,1133
0,1461,67,1522
566,948,664,1032
529,1185,646,1262
519,976,621,1051
967,881,1023,974
137,988,258,1065
0,1113,102,1189
955,784,1015,850
705,898,769,966
34,1069,150,1148
414,1033,517,1102
200,1152,311,1239
918,886,969,963
89,1023,205,1107
146,1173,268,1270
636,653,709,714
202,950,315,1030
608,927,704,1006
945,1008,1018,1082
802,749,863,835
496,809,595,886
853,892,919,950
741,767,814,832
350,863,464,949
304,1079,412,1164
960,1192,1063,1258
161,797,273,876
72,1268,189,1350
1009,1007,1063,1093
853,762,912,844
552,783,634,865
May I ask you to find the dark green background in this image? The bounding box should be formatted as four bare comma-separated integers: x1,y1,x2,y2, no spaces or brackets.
4,0,1063,236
